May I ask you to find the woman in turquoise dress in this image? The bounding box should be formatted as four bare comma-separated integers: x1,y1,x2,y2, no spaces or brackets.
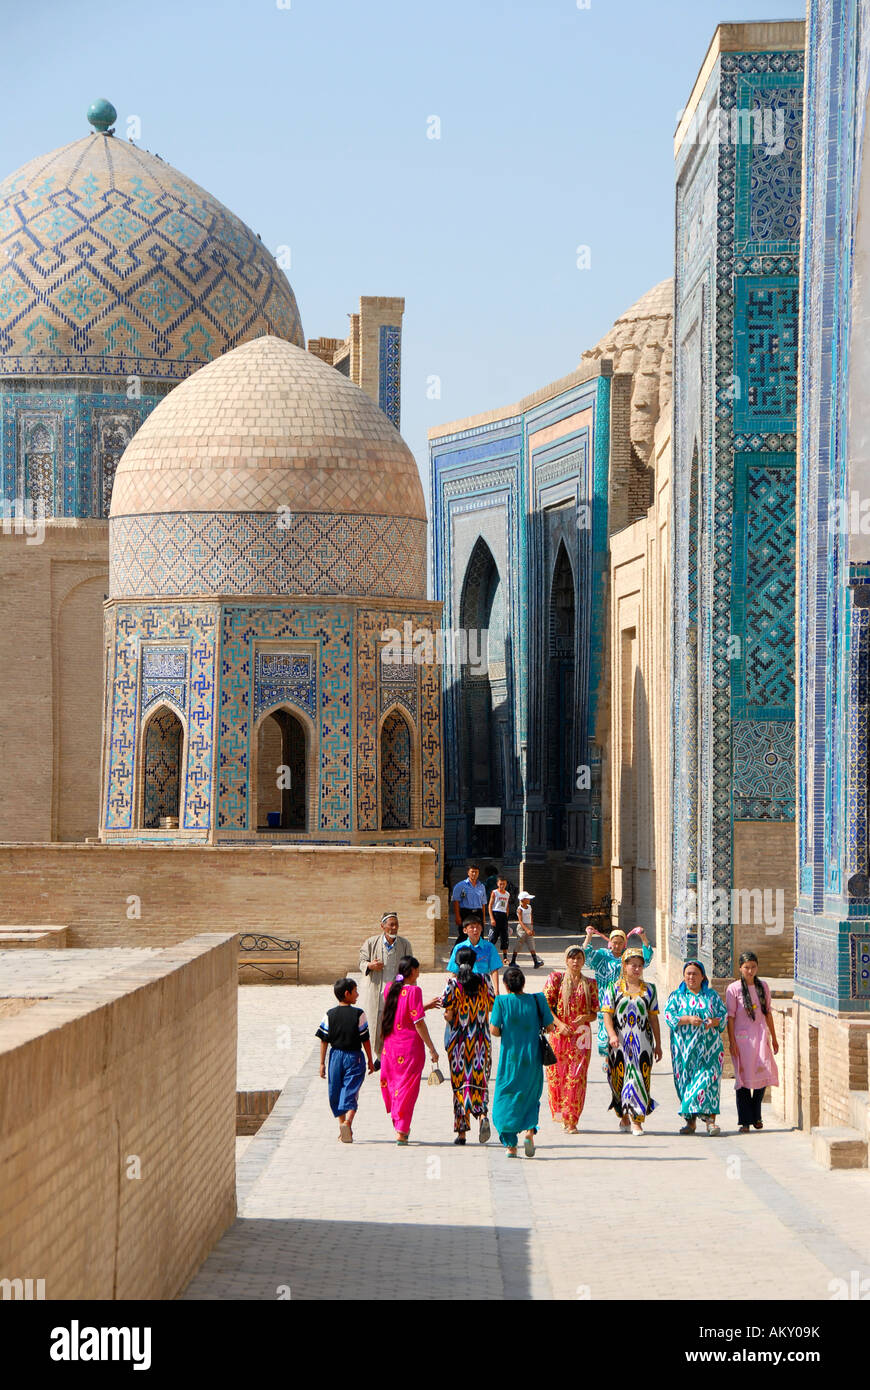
601,948,662,1135
664,959,727,1135
490,966,555,1158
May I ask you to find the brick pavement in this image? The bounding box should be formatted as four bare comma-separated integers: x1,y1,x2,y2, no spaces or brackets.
183,963,870,1301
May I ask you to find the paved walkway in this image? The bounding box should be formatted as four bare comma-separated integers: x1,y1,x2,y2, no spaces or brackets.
183,964,870,1301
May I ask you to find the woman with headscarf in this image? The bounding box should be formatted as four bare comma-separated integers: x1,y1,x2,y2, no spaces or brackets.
380,955,440,1144
601,947,662,1135
543,947,599,1133
725,951,779,1133
664,960,728,1135
582,925,654,1061
490,965,555,1157
441,945,495,1145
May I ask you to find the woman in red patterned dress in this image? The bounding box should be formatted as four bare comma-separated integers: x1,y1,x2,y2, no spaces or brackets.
543,947,599,1133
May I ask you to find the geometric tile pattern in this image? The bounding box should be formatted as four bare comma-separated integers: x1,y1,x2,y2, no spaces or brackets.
0,134,303,381
253,650,316,722
734,76,803,252
380,708,411,829
355,608,442,832
218,606,351,832
378,324,401,430
732,719,796,818
732,458,796,717
103,605,216,833
109,511,428,599
734,280,799,433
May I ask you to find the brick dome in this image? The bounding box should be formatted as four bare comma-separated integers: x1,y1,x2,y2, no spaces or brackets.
108,335,427,600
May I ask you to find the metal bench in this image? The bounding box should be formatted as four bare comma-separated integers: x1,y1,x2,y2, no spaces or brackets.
238,933,301,983
578,893,613,932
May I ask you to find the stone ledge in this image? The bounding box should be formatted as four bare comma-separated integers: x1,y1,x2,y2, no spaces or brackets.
811,1126,868,1170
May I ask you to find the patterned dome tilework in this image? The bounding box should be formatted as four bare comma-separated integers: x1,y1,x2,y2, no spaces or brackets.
109,334,427,519
0,134,303,379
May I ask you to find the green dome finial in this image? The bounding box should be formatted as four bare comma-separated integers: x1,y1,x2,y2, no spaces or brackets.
87,99,117,134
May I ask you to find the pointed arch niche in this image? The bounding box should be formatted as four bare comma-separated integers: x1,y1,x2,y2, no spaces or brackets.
379,705,416,830
140,704,185,829
458,535,509,856
251,705,313,832
545,540,577,847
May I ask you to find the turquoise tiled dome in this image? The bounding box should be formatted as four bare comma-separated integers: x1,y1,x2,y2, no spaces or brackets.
0,132,304,380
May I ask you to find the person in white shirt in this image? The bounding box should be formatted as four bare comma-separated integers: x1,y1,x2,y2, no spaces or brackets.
510,892,544,970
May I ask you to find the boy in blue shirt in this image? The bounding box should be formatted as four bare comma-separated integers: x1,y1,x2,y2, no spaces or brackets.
447,917,502,996
316,977,374,1143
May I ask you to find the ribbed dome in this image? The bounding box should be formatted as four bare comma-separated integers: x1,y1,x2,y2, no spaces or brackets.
581,278,673,464
108,336,428,601
110,334,425,519
0,133,303,380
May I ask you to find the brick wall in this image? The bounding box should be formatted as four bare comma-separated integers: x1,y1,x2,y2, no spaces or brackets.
0,843,438,980
732,821,796,976
0,933,237,1300
0,521,107,844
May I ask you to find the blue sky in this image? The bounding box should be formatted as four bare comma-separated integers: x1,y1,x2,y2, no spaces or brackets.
1,0,803,490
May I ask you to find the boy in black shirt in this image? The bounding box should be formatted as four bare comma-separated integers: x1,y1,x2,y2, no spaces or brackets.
316,977,375,1143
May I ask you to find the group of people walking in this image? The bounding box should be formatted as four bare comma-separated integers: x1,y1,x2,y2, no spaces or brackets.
315,906,780,1152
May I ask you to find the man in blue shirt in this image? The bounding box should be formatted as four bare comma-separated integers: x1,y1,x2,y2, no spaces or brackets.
447,917,502,996
451,864,487,940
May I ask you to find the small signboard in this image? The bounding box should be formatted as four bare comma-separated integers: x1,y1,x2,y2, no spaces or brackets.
474,807,502,825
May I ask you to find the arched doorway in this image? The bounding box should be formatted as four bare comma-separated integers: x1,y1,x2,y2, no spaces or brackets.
255,708,306,830
381,708,413,829
458,536,508,858
142,705,184,828
546,541,576,849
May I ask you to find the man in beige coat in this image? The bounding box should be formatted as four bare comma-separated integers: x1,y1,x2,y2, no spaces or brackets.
358,912,414,1062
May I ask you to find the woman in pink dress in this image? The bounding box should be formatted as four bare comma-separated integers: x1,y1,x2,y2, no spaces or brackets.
725,951,779,1132
380,955,440,1144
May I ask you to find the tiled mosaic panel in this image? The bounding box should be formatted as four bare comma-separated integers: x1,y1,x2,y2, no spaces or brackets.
734,74,804,251
142,707,183,827
0,135,303,380
850,934,870,1000
732,719,796,818
142,645,187,712
104,607,216,832
110,512,427,600
742,462,796,712
253,651,316,721
734,280,799,434
378,324,401,429
673,49,803,979
381,709,412,829
219,607,351,831
847,594,870,884
356,608,442,832
1,387,162,517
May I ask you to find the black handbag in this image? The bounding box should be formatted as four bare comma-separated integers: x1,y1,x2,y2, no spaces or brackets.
535,993,557,1067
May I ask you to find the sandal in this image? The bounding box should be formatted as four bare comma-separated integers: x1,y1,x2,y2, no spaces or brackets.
679,1121,697,1135
506,1147,518,1158
396,1134,409,1146
523,1133,536,1157
339,1122,352,1144
705,1120,721,1136
453,1135,466,1146
753,1121,764,1130
479,1119,491,1144
738,1125,750,1134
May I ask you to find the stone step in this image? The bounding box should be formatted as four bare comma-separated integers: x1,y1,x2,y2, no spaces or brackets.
0,925,69,949
811,1125,868,1170
848,1090,870,1141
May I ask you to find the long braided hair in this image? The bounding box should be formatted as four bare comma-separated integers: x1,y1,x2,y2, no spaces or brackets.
455,946,485,998
738,950,769,1019
381,955,419,1039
